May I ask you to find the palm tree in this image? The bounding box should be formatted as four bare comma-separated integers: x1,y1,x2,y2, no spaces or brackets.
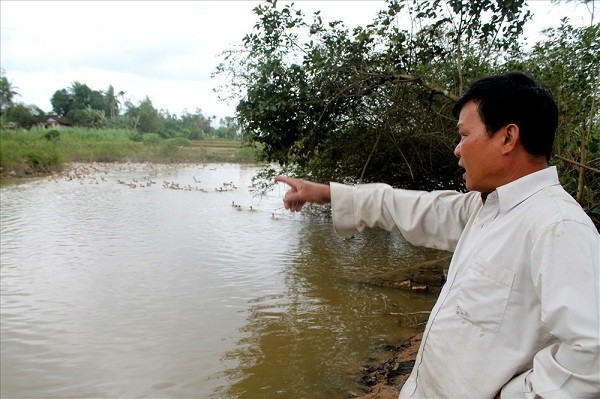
0,68,20,113
105,85,125,119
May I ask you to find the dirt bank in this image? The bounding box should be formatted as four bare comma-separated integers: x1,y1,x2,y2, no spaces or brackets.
359,256,451,293
346,256,453,398
351,333,423,399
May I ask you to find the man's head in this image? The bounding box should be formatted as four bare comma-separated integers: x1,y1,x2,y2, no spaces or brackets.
452,72,558,193
453,71,558,161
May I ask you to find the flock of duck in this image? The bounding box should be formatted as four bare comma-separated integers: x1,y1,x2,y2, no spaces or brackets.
47,162,283,219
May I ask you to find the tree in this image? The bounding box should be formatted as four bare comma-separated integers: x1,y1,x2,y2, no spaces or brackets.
215,0,598,222
105,85,125,118
216,0,532,190
125,96,163,134
50,88,72,116
159,109,181,138
50,82,122,124
67,106,106,128
46,80,224,135
216,116,240,140
0,68,20,113
179,108,215,139
3,103,44,129
68,81,105,113
517,22,600,218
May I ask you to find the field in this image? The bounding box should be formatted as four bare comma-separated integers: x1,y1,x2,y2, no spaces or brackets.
0,128,259,181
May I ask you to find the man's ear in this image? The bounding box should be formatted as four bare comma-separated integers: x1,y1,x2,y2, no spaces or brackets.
500,124,520,155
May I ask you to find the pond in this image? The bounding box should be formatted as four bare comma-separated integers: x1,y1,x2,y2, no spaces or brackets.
0,163,441,398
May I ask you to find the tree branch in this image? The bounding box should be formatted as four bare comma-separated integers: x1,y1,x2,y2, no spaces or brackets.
554,154,600,174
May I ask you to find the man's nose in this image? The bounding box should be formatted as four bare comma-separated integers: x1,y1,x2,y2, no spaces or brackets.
454,142,461,157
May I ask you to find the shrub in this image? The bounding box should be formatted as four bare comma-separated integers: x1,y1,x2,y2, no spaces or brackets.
43,130,60,141
24,148,63,173
142,133,161,146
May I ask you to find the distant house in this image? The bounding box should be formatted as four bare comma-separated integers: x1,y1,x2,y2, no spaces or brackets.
38,114,71,130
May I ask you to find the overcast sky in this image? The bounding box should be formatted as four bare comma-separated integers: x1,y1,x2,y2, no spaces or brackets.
0,1,594,122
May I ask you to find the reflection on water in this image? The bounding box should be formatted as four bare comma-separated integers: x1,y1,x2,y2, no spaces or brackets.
220,220,441,399
1,163,443,398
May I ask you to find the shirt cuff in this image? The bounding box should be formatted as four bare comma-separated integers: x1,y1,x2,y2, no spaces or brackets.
501,370,532,399
330,182,357,237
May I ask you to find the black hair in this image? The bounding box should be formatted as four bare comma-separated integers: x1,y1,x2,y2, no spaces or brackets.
452,71,558,161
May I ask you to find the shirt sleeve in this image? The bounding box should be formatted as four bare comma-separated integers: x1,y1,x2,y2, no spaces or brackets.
330,182,481,251
501,220,600,398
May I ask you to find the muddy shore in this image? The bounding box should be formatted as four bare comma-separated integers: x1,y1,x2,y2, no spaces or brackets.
348,256,451,398
352,333,423,399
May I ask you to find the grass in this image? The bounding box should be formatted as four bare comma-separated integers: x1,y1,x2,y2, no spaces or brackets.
0,127,260,179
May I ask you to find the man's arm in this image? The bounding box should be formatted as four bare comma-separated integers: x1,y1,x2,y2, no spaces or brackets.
275,175,481,251
330,182,480,251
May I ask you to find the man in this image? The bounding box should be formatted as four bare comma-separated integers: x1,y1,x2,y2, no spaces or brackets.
275,72,599,398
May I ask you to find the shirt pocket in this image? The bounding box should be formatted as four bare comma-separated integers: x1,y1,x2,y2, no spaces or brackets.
456,256,515,333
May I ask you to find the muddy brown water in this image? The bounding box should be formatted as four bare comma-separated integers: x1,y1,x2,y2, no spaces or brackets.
0,163,440,398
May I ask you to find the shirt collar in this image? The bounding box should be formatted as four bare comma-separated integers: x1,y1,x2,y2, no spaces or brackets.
493,166,561,214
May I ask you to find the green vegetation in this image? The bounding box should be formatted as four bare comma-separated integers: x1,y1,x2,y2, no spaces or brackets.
215,0,599,221
1,69,240,141
0,128,259,177
0,1,597,222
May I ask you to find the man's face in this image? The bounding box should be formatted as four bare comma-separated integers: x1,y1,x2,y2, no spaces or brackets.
454,101,503,193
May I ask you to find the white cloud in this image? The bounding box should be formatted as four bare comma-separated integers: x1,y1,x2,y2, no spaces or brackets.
1,0,270,118
0,0,594,121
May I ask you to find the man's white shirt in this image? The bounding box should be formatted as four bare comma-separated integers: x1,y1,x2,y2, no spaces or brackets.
330,166,600,398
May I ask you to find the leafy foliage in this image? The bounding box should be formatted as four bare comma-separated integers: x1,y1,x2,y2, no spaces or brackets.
1,68,45,129
0,68,19,112
2,103,44,129
47,82,224,139
216,0,532,190
216,0,598,220
2,67,236,141
517,22,599,219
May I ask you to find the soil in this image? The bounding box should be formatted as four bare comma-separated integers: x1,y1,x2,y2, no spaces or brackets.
346,257,453,398
350,333,423,399
359,256,452,294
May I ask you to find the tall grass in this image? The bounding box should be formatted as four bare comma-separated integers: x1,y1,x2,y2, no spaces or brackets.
0,127,259,177
56,128,140,162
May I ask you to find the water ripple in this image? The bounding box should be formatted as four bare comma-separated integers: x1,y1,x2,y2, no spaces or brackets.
1,163,439,399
